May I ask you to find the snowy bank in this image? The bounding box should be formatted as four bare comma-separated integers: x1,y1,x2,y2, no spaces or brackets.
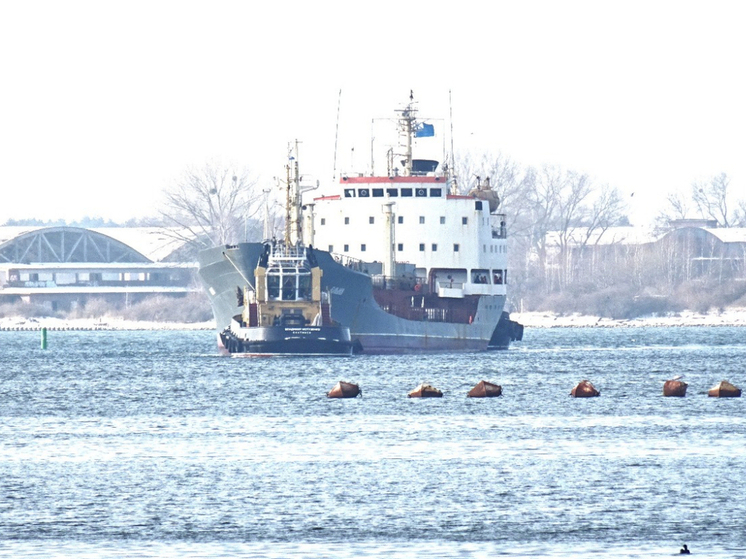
511,308,746,328
0,317,214,331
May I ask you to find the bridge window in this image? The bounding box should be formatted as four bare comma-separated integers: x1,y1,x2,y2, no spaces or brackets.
344,189,355,198
386,188,398,197
430,188,442,197
358,188,370,197
401,188,413,197
415,188,427,197
372,188,384,197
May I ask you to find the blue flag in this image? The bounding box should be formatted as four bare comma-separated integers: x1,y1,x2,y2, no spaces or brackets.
415,123,435,137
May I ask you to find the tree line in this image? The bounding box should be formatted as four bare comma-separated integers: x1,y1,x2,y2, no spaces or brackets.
455,152,746,316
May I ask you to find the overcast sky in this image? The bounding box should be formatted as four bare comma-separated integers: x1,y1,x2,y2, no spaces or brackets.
1,0,743,226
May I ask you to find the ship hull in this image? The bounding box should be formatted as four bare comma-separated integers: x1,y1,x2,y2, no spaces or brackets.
198,243,507,354
220,323,353,356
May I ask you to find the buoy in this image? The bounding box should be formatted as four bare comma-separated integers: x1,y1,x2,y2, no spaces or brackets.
663,378,688,397
41,327,48,350
570,380,600,397
708,380,741,398
327,381,361,398
467,380,502,398
408,383,443,398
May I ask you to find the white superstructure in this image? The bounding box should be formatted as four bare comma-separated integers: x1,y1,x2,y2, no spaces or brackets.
309,95,508,302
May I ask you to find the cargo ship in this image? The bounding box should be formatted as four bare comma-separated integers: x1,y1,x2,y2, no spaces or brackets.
198,94,522,353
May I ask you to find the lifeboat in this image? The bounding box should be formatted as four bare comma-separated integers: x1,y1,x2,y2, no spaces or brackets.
707,380,741,398
570,380,600,398
467,380,502,398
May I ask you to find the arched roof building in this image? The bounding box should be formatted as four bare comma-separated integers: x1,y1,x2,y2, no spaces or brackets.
0,226,199,311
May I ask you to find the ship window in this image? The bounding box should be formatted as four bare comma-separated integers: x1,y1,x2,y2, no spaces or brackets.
344,244,349,252
344,217,350,224
472,269,489,284
397,216,403,224
369,216,375,224
419,216,425,224
398,243,403,251
401,188,413,197
282,275,295,300
415,188,427,197
492,269,503,285
372,188,384,197
358,188,370,197
328,245,333,252
386,188,398,197
462,217,468,225
320,218,326,225
454,244,459,252
267,275,280,300
419,243,425,251
361,244,366,251
475,201,483,210
440,216,445,224
430,188,442,197
344,188,355,198
432,243,438,251
298,274,312,299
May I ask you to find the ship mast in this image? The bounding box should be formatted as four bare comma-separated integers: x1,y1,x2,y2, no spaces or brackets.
284,140,303,246
397,91,417,177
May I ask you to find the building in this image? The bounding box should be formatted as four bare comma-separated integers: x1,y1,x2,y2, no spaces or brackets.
0,226,199,311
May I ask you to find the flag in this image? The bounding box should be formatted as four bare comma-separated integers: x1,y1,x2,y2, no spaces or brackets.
415,123,435,137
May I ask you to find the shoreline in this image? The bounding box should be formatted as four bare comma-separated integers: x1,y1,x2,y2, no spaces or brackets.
2,309,746,331
0,317,215,331
510,308,746,328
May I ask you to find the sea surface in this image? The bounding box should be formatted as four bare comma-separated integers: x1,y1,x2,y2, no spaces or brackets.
1,326,745,558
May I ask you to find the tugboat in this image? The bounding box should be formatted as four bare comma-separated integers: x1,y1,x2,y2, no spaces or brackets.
218,146,352,356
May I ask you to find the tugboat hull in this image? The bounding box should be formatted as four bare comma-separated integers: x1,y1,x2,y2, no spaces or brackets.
220,324,353,356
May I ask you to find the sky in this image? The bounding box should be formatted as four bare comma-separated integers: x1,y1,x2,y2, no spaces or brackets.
1,0,744,226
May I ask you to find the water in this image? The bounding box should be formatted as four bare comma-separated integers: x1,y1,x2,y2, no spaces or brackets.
1,327,745,558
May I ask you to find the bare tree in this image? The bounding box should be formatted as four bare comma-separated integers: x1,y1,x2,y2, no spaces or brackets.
692,172,744,227
160,162,264,248
654,189,693,231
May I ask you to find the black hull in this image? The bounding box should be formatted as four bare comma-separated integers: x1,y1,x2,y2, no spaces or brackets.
487,311,524,350
219,325,353,356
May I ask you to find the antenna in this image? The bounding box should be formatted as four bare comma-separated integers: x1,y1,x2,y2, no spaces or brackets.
332,89,342,180
449,90,458,194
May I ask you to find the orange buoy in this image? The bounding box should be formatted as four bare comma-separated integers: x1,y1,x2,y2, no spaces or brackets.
327,381,361,398
663,378,688,397
570,380,600,398
708,380,741,398
408,383,443,398
467,380,502,398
